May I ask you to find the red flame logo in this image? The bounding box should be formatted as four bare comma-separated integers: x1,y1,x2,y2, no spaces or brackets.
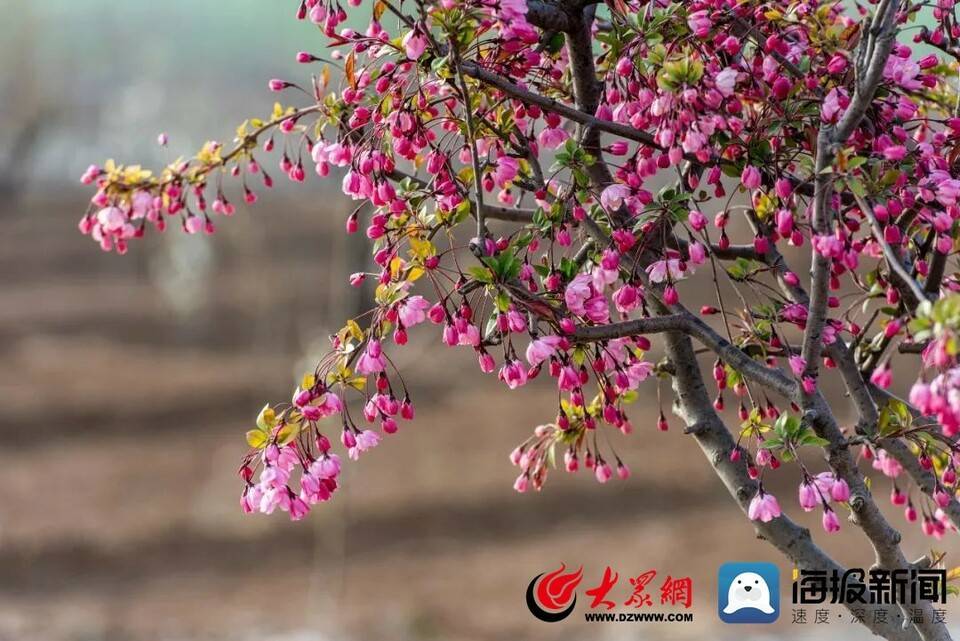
526,564,583,622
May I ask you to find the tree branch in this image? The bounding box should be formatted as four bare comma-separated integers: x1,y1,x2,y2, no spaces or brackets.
662,329,920,641
564,5,614,189
573,314,688,340
481,205,536,222
572,311,797,398
525,0,572,32
854,192,928,306
461,62,660,147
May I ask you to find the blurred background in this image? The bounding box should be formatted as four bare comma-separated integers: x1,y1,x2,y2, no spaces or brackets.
0,2,958,640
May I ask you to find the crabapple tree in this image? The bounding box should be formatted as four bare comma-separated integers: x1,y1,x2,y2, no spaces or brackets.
81,1,960,638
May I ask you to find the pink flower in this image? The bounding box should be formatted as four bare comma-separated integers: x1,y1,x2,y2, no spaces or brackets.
662,285,679,305
310,454,341,480
625,361,654,389
687,241,706,266
96,206,126,232
935,176,960,206
810,472,834,496
608,141,629,156
513,474,529,493
715,67,738,97
494,156,519,187
300,391,343,421
870,362,892,389
498,0,528,21
688,210,707,231
872,449,903,478
812,234,844,258
748,490,782,522
884,55,921,90
646,259,684,283
595,461,613,484
470,350,492,374
822,509,841,533
600,184,631,211
499,359,529,389
612,284,640,313
788,355,806,377
348,429,380,460
398,295,431,328
882,145,907,161
564,273,609,323
821,88,848,123
935,489,953,508
826,53,848,74
289,496,310,521
402,28,428,60
564,273,593,315
740,165,762,190
780,303,808,324
558,365,580,391
775,178,793,200
830,477,850,502
456,323,481,347
538,127,569,149
526,335,564,367
686,9,712,37
356,339,387,375
798,481,819,512
775,209,794,236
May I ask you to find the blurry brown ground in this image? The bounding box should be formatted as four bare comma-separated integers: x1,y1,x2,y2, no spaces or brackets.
0,190,958,641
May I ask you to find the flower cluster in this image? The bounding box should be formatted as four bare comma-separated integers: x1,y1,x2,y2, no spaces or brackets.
80,0,960,558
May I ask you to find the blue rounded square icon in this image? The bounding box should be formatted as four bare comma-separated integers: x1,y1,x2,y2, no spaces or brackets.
717,562,780,624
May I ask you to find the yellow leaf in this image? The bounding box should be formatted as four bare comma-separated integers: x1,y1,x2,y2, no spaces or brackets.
345,52,357,90
347,319,365,341
246,429,268,449
301,373,316,390
321,64,330,92
409,236,435,260
276,422,300,446
390,256,404,278
256,404,277,431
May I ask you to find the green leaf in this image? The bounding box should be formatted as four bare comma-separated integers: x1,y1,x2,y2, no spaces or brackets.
797,433,830,448
846,176,867,198
774,413,802,438
759,436,784,449
546,442,557,469
467,266,493,283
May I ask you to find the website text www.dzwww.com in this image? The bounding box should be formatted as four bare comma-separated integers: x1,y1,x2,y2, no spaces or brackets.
584,612,695,623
